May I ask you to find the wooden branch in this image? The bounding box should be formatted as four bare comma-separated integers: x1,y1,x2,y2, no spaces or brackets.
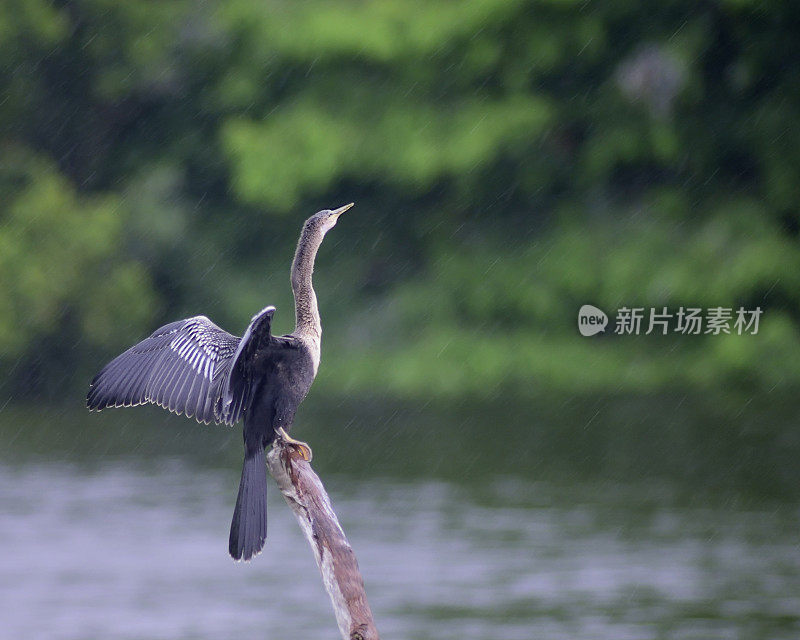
266,441,380,640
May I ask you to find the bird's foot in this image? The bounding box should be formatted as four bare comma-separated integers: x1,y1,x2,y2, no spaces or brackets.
276,427,313,462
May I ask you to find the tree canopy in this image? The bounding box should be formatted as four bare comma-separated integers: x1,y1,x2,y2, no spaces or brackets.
2,0,799,401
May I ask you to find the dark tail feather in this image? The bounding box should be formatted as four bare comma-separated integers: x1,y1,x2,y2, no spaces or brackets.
229,447,268,561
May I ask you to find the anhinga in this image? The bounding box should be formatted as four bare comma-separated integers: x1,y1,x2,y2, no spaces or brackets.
87,203,353,561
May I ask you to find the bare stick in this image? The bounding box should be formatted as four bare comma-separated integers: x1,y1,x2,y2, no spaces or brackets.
266,441,380,640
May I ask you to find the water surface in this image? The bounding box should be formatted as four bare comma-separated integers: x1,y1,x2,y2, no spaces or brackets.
1,458,798,640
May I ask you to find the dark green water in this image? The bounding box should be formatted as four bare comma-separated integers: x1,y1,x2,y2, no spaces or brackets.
1,394,799,639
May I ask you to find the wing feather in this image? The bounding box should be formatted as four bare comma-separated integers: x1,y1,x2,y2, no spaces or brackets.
167,352,192,411
218,306,275,425
184,374,202,419
87,315,248,426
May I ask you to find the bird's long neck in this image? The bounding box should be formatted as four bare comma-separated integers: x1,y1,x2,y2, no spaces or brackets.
291,223,324,341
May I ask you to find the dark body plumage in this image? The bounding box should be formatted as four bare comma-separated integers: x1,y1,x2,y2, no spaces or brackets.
87,205,352,561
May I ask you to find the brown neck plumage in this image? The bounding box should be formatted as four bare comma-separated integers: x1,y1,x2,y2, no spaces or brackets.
290,222,324,340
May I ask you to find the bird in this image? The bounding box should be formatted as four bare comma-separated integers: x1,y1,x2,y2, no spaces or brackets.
87,203,353,561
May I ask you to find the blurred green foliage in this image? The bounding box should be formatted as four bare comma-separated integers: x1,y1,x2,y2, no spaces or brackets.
1,0,798,401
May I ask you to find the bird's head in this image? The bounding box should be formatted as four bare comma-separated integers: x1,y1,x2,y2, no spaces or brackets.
305,202,354,236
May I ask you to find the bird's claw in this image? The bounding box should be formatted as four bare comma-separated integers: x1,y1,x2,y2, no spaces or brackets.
276,427,313,461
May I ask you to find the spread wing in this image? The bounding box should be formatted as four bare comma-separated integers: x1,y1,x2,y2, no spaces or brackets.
87,315,247,425
218,306,276,425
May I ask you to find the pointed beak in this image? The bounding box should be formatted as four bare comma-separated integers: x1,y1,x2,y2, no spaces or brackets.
331,202,354,218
